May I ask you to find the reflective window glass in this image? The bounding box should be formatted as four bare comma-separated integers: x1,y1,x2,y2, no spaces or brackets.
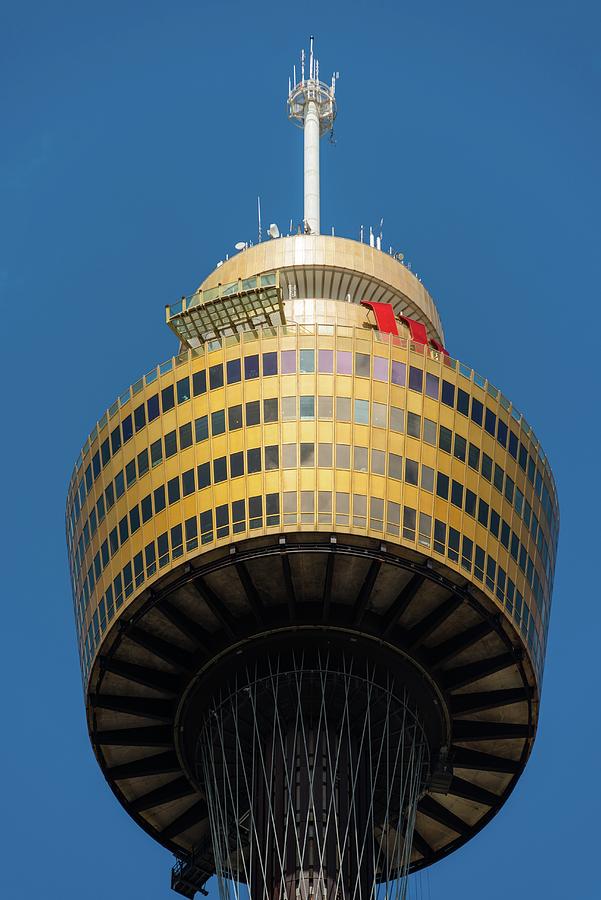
161,385,175,412
227,359,241,384
244,355,259,379
299,349,315,373
263,351,277,376
209,364,223,390
177,377,190,403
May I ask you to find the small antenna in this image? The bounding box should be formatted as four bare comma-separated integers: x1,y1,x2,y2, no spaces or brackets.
293,64,297,87
310,36,314,79
301,48,305,82
257,196,262,243
360,224,364,243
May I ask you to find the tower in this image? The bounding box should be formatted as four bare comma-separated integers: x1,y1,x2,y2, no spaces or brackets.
66,39,558,900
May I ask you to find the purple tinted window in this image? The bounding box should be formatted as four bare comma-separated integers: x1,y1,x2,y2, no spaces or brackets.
281,350,296,374
409,366,423,392
425,373,439,399
391,361,406,386
373,357,388,382
318,349,333,373
337,350,352,375
262,351,277,376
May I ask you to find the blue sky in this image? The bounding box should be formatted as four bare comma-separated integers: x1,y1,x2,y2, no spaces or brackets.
1,1,599,897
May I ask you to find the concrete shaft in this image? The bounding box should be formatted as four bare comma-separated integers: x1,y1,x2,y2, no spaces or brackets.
304,100,320,234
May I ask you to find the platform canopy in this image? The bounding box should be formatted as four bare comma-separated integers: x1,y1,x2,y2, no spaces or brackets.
166,273,285,348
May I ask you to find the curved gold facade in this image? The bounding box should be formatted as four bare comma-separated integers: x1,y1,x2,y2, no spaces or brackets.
66,236,558,876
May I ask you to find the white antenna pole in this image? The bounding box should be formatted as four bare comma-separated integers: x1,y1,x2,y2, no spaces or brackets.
301,49,305,82
257,196,262,242
293,64,297,87
310,36,314,79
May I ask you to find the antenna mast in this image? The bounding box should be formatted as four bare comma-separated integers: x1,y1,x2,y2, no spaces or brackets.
287,37,338,235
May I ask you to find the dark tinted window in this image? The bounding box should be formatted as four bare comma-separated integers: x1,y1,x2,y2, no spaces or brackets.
230,451,244,478
457,388,469,415
111,425,121,455
192,370,206,396
436,472,449,499
209,364,223,390
247,447,261,473
228,405,243,430
263,351,277,376
471,398,483,426
246,400,260,426
167,476,180,504
164,430,177,457
264,398,278,422
244,355,260,379
484,407,496,436
179,421,193,450
197,462,210,488
153,485,165,513
182,469,195,496
134,403,146,432
147,394,160,422
161,385,175,412
122,415,133,443
213,457,227,483
227,359,241,384
441,380,455,407
195,415,208,442
177,377,190,403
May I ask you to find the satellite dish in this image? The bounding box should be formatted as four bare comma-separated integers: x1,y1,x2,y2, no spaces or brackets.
234,241,247,251
268,223,280,239
395,252,404,262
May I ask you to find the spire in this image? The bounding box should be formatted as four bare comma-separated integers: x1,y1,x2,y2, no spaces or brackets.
287,38,338,235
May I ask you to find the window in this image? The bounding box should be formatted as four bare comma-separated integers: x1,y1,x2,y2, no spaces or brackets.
177,377,190,403
300,491,314,523
161,384,175,412
451,480,464,507
266,493,279,526
354,446,368,472
508,430,518,460
352,399,369,426
434,520,446,554
211,410,225,436
179,421,193,450
318,396,333,418
423,418,436,445
209,364,223,390
493,464,504,492
247,447,261,473
265,445,279,470
197,462,211,489
192,369,207,396
336,397,351,422
263,351,277,376
337,350,352,375
244,355,259,379
168,477,180,504
439,426,452,453
490,509,500,537
164,430,177,457
186,516,199,549
300,396,315,419
246,400,260,426
457,388,469,416
264,398,278,422
232,499,246,533
371,448,386,476
111,425,121,455
318,349,333,373
481,453,492,481
389,453,403,480
318,491,333,524
213,457,227,482
227,359,241,384
421,464,434,492
215,505,228,539
301,443,315,467
436,472,449,499
195,415,208,442
115,470,125,498
299,349,315,373
182,469,195,495
407,412,421,438
282,396,297,420
405,458,419,485
390,406,404,433
373,357,388,381
484,407,496,436
478,498,489,527
355,352,370,377
386,501,401,536
461,535,473,571
419,512,432,547
442,380,455,407
505,475,515,504
200,510,214,542
465,489,476,517
283,444,297,468
391,360,406,386
122,415,133,443
151,438,163,467
471,398,483,426
158,532,169,566
119,515,129,544
125,459,136,487
497,418,508,448
353,493,367,527
425,373,439,399
408,366,423,392
373,402,387,428
283,492,297,525
448,527,460,562
281,349,296,374
129,506,140,534
336,444,350,468
134,403,146,432
454,434,466,461
147,394,160,422
468,443,480,470
318,443,333,467
403,506,416,540
230,451,244,478
370,497,384,531
141,494,152,523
